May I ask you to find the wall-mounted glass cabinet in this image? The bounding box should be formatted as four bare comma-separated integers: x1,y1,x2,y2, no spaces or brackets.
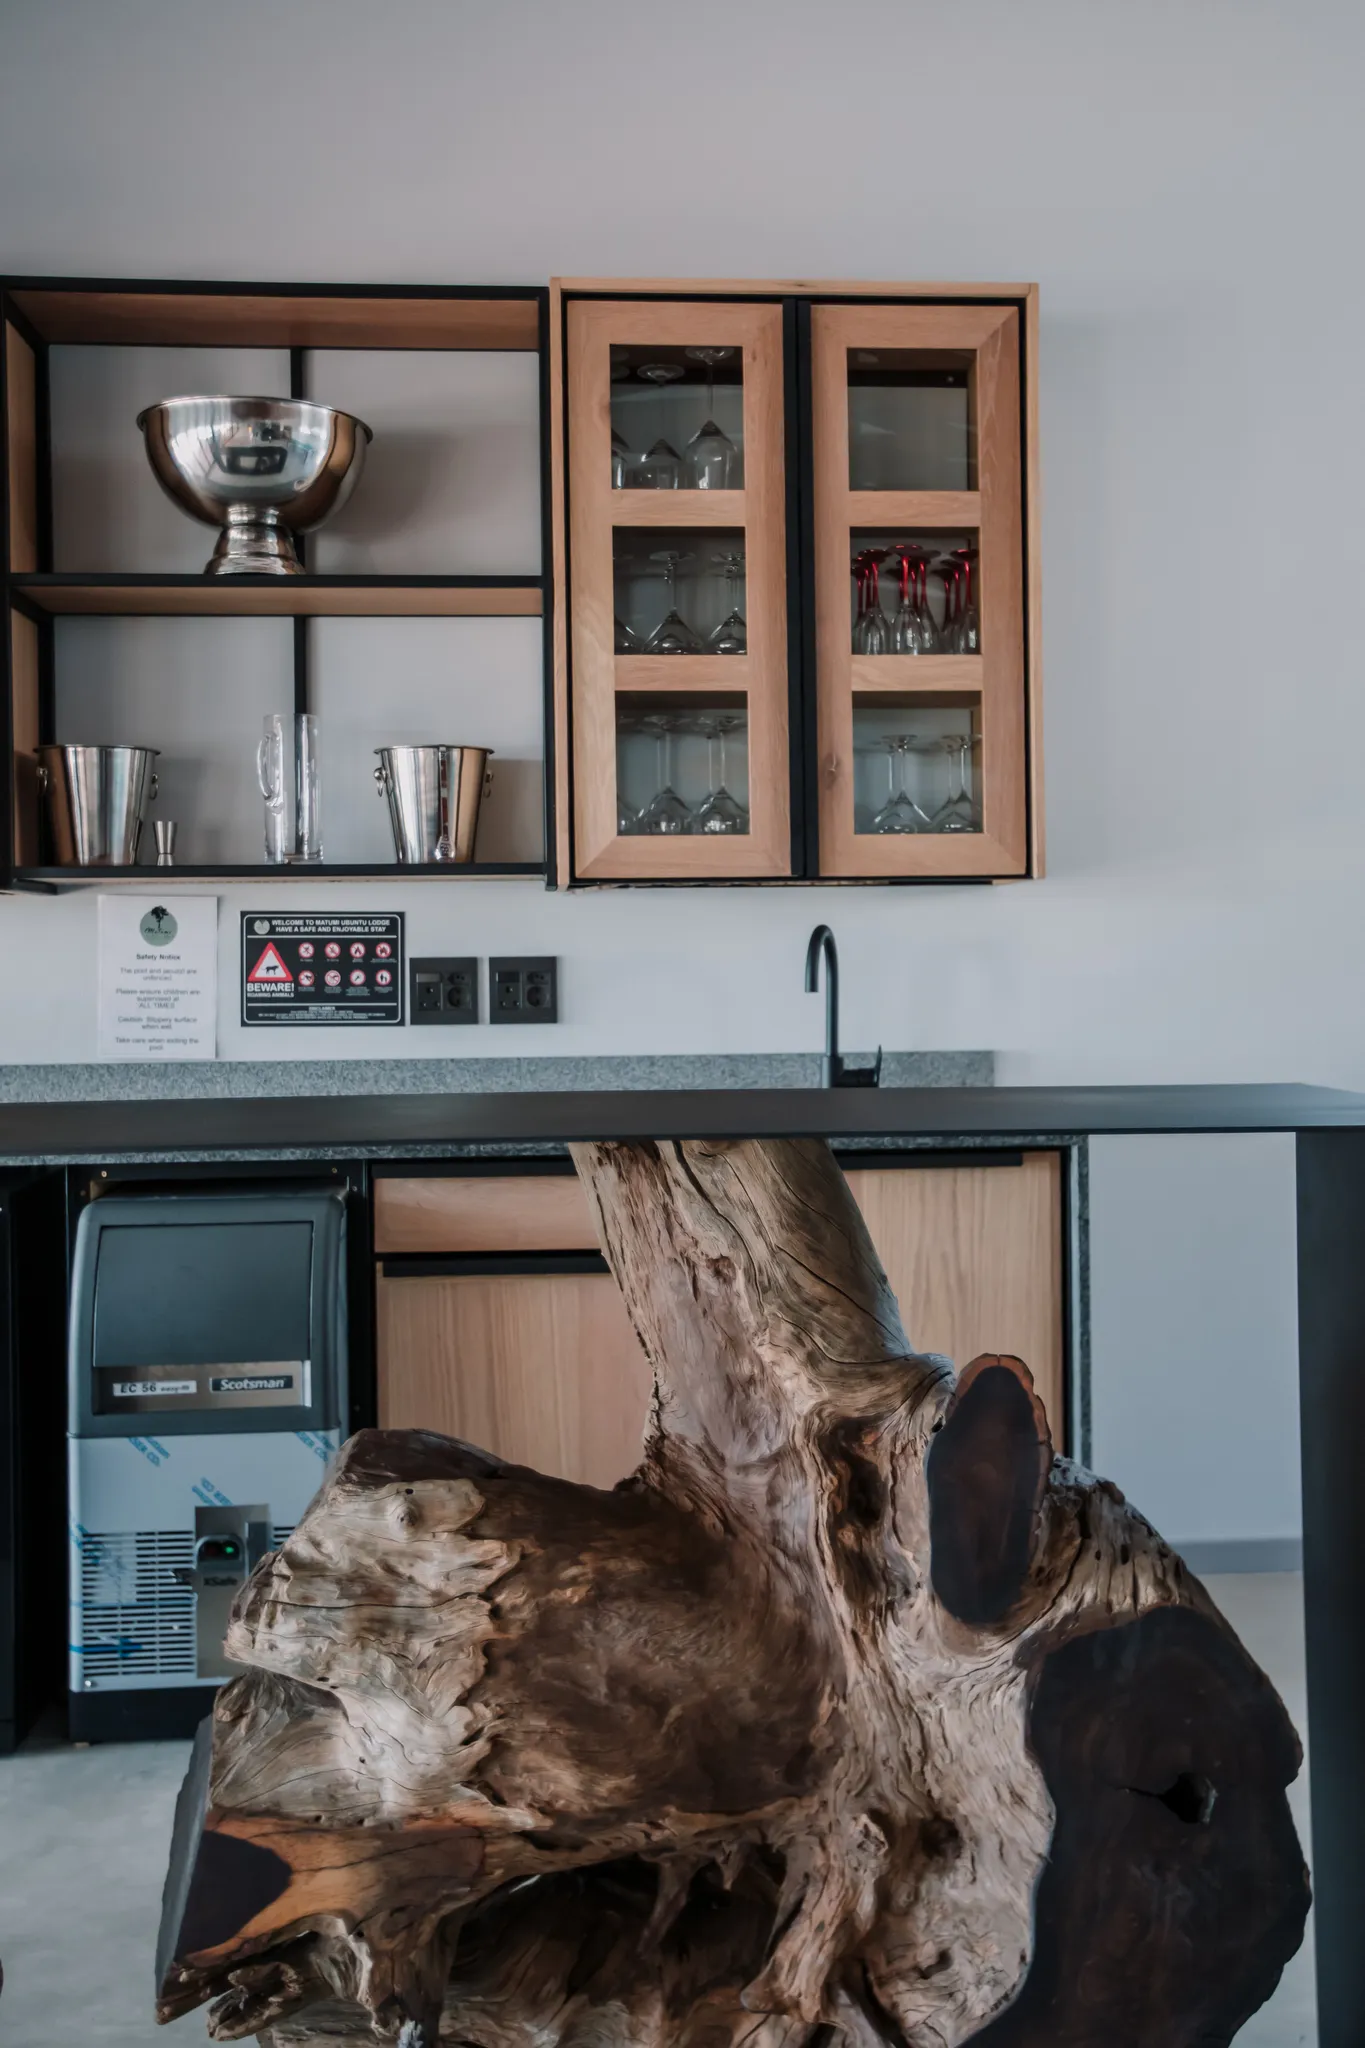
552,281,1041,885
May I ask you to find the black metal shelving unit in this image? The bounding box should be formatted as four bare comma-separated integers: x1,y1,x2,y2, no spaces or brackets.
0,277,555,893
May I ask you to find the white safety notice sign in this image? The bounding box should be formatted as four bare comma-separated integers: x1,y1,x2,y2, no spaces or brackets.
97,896,218,1061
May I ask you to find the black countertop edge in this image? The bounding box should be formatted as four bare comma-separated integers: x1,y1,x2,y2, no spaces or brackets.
0,1083,1361,1165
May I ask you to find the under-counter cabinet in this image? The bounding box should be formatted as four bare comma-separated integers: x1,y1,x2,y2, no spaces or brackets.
372,1153,1065,1486
551,280,1042,885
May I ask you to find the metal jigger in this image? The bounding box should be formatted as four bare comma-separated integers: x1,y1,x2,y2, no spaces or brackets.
154,820,178,867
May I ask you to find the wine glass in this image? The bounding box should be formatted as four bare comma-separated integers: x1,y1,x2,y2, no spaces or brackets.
852,549,889,654
636,438,681,489
931,733,980,832
871,735,930,833
954,548,980,653
890,547,926,654
610,429,633,489
636,712,691,834
682,346,741,488
612,550,642,652
646,551,703,654
709,550,747,653
691,709,749,833
914,554,939,652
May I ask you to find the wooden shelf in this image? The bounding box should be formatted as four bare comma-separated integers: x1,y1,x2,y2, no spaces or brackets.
847,491,981,530
615,654,749,692
5,287,540,352
8,575,544,619
849,655,984,695
15,861,547,884
609,489,747,528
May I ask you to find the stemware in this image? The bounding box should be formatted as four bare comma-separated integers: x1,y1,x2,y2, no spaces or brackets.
954,549,980,653
691,710,749,834
852,549,890,654
635,438,681,489
610,429,634,490
915,553,941,652
682,346,741,488
636,712,692,834
931,732,981,833
870,734,931,833
890,546,930,654
709,550,747,654
612,550,643,652
646,551,703,654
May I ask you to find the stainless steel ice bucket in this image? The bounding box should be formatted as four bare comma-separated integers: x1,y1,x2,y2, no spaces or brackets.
36,744,160,866
373,745,493,864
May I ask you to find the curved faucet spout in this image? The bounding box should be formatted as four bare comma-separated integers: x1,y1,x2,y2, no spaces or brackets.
805,925,839,1089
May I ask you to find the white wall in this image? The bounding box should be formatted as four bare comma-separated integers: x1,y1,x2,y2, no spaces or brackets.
1088,1135,1303,1557
1,0,1362,1076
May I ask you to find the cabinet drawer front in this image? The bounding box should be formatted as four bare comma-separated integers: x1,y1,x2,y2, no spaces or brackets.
844,1152,1063,1436
374,1175,599,1255
376,1269,651,1490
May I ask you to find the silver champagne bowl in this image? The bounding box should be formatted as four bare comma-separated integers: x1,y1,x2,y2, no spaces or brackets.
136,395,372,575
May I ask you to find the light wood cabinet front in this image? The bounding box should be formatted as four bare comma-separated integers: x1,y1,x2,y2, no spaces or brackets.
845,1154,1064,1434
810,303,1030,878
376,1269,653,1491
565,298,792,880
374,1153,1066,1485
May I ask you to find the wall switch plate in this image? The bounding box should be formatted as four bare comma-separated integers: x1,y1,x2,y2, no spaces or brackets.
490,956,558,1024
409,956,478,1025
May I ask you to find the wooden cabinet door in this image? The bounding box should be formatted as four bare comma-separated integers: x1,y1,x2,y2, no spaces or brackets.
374,1154,1065,1484
566,298,792,879
810,302,1031,879
376,1269,653,1490
844,1153,1064,1435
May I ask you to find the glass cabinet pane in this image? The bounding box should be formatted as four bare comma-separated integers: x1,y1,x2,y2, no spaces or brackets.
847,349,975,491
613,527,746,655
610,345,745,489
616,692,750,837
852,698,981,836
849,528,980,655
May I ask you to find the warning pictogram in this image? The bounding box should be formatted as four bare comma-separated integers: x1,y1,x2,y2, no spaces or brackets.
247,942,293,984
240,912,403,1028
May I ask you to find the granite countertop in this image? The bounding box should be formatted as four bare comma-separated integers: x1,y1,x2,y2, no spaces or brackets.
0,1051,989,1105
0,1083,1359,1167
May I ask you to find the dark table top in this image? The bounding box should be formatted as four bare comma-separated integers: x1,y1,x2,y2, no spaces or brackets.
0,1083,1362,1165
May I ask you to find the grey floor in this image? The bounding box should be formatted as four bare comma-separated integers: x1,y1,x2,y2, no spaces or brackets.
0,1574,1315,2047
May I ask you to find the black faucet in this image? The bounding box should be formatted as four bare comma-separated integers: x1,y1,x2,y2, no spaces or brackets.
804,925,882,1089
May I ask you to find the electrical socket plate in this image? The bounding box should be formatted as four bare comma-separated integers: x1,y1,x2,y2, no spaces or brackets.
490,956,558,1024
409,956,478,1025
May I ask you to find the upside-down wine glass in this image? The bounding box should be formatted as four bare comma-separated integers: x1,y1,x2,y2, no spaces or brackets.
691,709,749,834
871,734,931,833
853,548,891,653
931,732,980,832
953,548,980,653
646,550,703,653
636,711,691,834
682,346,741,488
635,362,685,489
709,550,747,653
613,551,643,653
610,429,634,489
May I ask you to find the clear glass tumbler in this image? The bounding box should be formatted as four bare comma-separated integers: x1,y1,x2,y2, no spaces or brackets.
291,712,323,861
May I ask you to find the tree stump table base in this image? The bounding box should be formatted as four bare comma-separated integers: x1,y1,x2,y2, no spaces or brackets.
155,1137,1309,2047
